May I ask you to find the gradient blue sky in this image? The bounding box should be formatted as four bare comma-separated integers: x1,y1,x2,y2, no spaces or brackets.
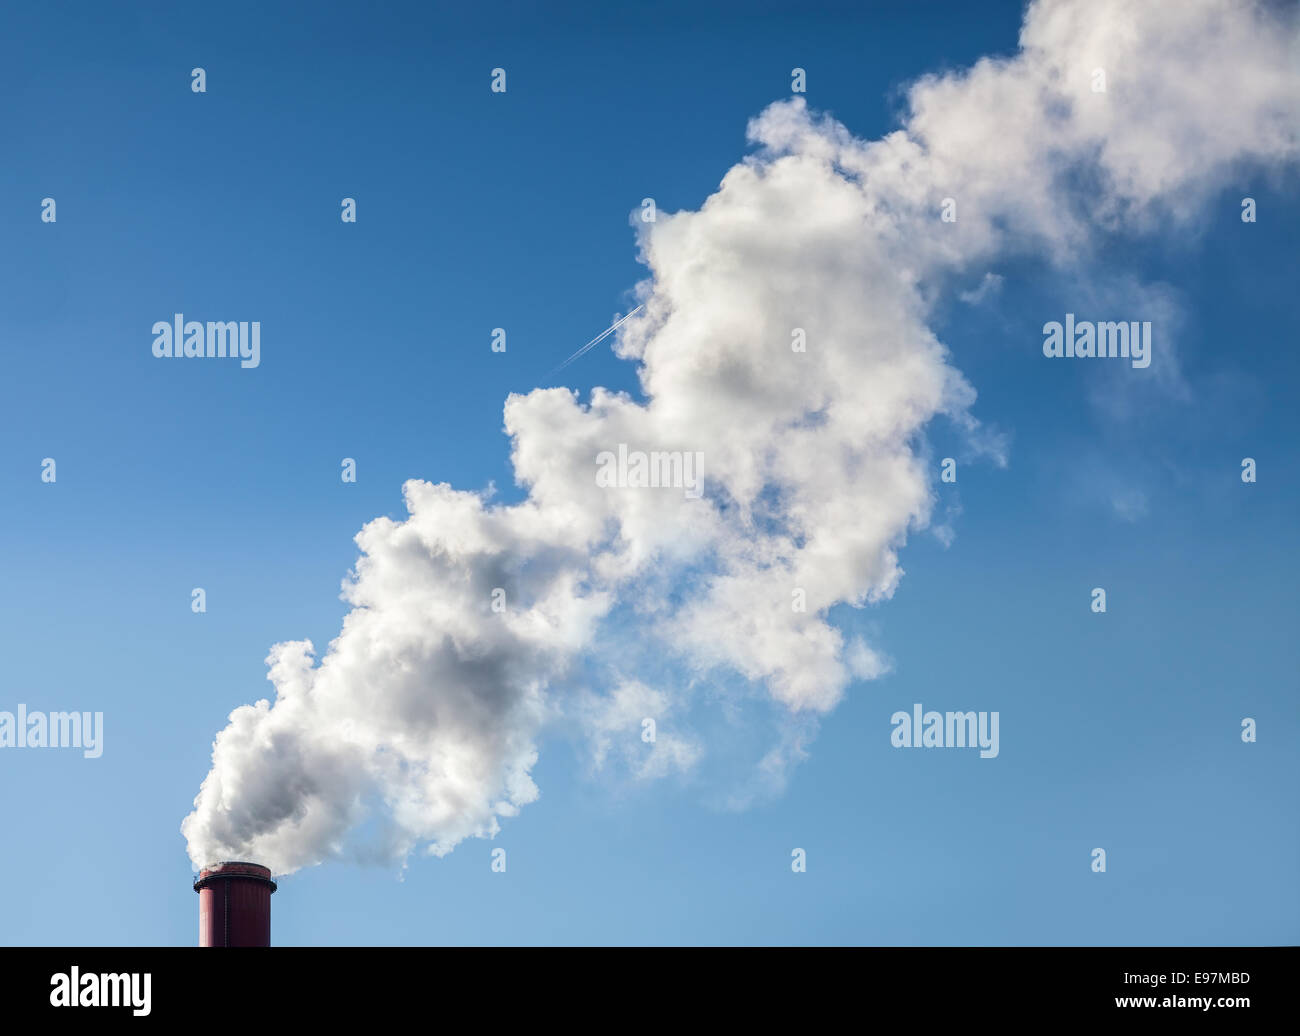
0,0,1296,945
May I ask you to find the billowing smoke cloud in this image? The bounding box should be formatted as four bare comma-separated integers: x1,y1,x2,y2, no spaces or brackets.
183,0,1300,875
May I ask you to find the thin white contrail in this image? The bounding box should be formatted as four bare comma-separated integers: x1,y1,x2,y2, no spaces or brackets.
548,305,644,376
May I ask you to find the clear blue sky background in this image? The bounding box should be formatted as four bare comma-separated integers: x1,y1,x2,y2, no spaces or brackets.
0,0,1295,945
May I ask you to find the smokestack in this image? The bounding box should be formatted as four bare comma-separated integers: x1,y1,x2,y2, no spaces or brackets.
193,862,277,947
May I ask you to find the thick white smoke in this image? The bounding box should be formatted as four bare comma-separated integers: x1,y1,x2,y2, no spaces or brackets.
183,0,1300,875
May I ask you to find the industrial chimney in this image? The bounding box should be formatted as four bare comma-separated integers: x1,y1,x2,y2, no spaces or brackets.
193,861,277,947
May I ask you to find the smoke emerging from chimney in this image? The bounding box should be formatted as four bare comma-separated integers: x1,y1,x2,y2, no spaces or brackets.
182,0,1300,876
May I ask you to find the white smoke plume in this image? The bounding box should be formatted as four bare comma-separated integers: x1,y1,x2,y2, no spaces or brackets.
183,0,1300,875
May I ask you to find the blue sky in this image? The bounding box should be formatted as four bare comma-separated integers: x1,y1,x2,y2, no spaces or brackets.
0,0,1296,945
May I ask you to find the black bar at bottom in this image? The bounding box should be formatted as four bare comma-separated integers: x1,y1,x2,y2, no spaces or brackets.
0,946,1288,1023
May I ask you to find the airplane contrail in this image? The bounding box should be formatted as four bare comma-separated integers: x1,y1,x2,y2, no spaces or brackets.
548,305,644,376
